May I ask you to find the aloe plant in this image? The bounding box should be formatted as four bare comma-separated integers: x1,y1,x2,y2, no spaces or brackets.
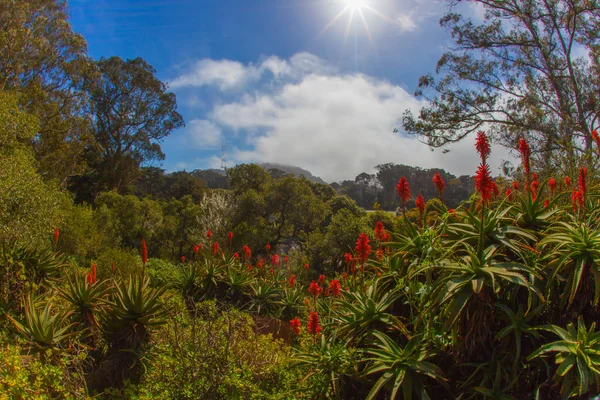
57,274,110,334
8,294,75,354
103,275,167,351
527,318,600,398
363,332,446,400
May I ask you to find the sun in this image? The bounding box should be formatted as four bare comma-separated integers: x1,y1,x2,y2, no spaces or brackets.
345,0,368,12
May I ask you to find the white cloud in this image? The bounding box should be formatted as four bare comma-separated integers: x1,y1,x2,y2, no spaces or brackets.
169,59,255,90
186,119,222,147
176,52,515,182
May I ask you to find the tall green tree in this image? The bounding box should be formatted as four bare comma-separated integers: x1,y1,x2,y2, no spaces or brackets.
73,57,184,201
403,0,600,173
0,0,96,184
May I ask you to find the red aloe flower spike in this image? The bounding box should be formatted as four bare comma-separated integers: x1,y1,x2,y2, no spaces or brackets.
505,188,513,201
593,130,600,152
396,177,410,212
303,263,309,270
242,245,251,260
344,253,353,264
271,254,279,266
355,233,372,264
181,255,186,263
111,262,115,274
415,194,425,215
318,274,325,285
474,163,495,204
544,199,549,208
233,252,239,259
518,138,531,180
564,176,571,187
284,256,289,265
289,317,301,335
308,280,322,297
512,181,519,191
141,238,148,265
432,172,445,200
193,245,199,254
87,272,94,285
212,242,220,255
307,311,322,336
257,258,264,269
227,231,233,246
289,274,296,288
374,221,385,241
53,228,59,247
530,179,539,198
266,243,271,252
376,248,383,261
91,263,97,282
329,280,341,296
475,131,491,162
548,178,557,195
206,230,213,240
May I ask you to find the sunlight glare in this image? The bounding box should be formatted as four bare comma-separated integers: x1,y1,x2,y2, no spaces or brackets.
345,0,368,12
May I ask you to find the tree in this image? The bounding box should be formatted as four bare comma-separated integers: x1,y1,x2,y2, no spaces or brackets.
0,91,69,246
73,56,184,199
403,0,600,173
0,0,96,183
227,164,271,193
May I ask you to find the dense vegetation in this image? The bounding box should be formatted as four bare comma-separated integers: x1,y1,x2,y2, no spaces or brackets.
4,0,600,399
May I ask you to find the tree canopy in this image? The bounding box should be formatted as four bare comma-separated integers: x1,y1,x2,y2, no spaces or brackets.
403,0,600,173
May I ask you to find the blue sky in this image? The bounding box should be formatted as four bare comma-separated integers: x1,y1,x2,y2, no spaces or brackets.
69,0,512,182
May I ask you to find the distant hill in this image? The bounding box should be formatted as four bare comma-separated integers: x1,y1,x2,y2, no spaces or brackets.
258,163,326,184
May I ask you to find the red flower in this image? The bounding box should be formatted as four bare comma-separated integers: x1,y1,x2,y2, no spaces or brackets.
233,252,239,259
87,272,94,285
284,256,289,265
355,233,372,264
548,178,557,195
181,255,186,263
193,245,199,254
91,263,97,282
141,238,148,264
269,267,274,276
342,272,348,280
206,230,213,239
512,181,519,191
376,248,384,261
329,280,341,296
307,311,322,336
308,280,322,297
374,221,385,240
242,245,251,260
303,263,309,270
448,209,455,214
289,274,296,288
564,176,572,187
271,254,279,266
257,258,264,269
475,131,491,162
289,317,301,335
344,252,353,264
111,262,115,274
247,264,253,271
578,167,588,195
530,179,539,198
318,274,326,284
544,199,549,208
593,130,600,151
53,228,59,246
396,177,410,209
212,242,220,255
266,243,271,252
227,231,233,246
382,233,390,242
432,172,445,198
505,187,513,201
518,138,531,177
474,163,495,204
415,194,426,215
491,181,500,199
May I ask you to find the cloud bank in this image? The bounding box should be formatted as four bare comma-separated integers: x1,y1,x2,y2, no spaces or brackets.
170,52,513,182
